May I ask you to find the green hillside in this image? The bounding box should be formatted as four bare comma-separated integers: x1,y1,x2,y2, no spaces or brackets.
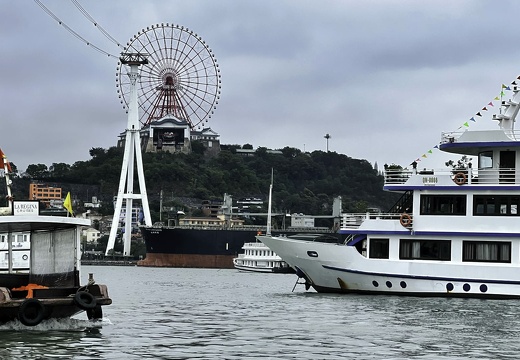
3,144,399,223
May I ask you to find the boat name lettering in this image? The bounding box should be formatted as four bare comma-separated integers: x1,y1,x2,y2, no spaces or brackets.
13,201,39,216
422,176,438,185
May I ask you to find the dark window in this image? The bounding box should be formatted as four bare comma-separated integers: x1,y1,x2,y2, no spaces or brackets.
473,195,520,216
463,241,511,263
369,238,389,259
420,195,466,215
399,239,451,261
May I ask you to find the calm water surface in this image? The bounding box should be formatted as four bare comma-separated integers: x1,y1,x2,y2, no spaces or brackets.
0,266,519,359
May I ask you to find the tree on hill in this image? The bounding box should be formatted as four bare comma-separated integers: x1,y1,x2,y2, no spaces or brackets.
15,145,399,221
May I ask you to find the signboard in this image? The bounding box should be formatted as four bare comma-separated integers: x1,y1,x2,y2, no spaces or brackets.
13,201,39,216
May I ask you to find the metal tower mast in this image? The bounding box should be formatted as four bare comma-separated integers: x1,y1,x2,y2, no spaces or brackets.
105,53,152,257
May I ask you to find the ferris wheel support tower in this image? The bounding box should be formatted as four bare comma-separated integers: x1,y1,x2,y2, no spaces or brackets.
105,53,152,257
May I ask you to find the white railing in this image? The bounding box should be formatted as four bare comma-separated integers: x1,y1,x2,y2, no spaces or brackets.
440,130,520,144
384,168,520,185
340,212,406,228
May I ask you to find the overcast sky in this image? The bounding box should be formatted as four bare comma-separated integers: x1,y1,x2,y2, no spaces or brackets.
2,0,520,173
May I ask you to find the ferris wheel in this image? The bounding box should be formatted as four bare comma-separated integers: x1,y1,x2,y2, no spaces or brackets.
116,23,222,129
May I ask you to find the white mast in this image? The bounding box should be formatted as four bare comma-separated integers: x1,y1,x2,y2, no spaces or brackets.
105,53,152,257
266,169,273,236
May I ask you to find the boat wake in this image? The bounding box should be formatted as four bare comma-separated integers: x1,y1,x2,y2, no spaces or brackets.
0,316,112,331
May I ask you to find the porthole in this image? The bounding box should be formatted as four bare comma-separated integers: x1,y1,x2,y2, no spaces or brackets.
480,284,488,293
446,283,454,291
400,281,407,289
463,283,471,292
22,254,28,261
372,280,379,287
386,281,392,288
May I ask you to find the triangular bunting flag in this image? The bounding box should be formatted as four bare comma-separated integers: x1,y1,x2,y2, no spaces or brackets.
512,81,517,85
517,75,520,80
476,112,482,117
501,91,505,96
506,86,511,91
488,102,494,107
434,145,439,149
428,150,433,154
502,84,508,88
494,96,500,100
463,122,469,127
469,117,476,122
482,107,488,111
421,154,427,158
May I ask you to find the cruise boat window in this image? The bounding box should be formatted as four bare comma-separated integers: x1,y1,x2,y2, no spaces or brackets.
369,238,389,259
473,195,520,216
463,241,511,263
399,239,451,260
420,195,466,215
478,151,493,168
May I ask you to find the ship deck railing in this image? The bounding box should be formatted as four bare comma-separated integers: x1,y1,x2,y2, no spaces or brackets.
384,167,520,185
440,129,520,144
340,212,404,228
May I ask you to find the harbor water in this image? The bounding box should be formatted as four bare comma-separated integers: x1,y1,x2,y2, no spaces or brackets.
1,266,519,359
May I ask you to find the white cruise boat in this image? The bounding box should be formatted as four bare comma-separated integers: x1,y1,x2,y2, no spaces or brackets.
258,83,520,298
233,241,293,273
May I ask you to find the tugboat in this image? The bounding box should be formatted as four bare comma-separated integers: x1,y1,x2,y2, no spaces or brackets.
0,149,111,326
258,81,520,298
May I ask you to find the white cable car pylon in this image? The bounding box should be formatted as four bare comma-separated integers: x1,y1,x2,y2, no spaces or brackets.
105,53,152,257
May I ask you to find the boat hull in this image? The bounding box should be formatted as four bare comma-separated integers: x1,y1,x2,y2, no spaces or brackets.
258,235,520,299
0,283,112,324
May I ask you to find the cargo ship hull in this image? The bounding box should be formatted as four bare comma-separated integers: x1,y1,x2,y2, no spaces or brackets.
138,226,342,268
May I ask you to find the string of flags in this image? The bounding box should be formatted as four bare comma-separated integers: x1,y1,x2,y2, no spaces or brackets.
411,75,520,166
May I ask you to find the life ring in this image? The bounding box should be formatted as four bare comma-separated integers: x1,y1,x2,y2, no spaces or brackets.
399,213,412,227
74,291,97,310
18,298,45,326
453,172,467,185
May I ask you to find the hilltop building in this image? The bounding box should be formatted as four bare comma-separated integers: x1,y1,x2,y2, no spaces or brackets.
117,114,220,155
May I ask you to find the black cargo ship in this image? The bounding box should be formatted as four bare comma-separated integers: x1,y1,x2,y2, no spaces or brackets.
138,225,343,268
137,195,344,268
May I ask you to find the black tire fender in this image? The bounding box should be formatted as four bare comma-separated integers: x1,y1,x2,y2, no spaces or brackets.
18,298,45,327
87,305,103,321
74,291,97,310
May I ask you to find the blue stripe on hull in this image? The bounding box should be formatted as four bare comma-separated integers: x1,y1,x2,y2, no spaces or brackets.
322,265,520,285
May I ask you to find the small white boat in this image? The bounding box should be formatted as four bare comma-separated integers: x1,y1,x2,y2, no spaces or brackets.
233,241,294,273
258,82,520,299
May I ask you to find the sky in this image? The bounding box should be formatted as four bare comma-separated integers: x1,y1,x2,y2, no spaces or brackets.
2,0,520,173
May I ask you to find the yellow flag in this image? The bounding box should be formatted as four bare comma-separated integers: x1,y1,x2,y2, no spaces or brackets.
63,192,73,216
